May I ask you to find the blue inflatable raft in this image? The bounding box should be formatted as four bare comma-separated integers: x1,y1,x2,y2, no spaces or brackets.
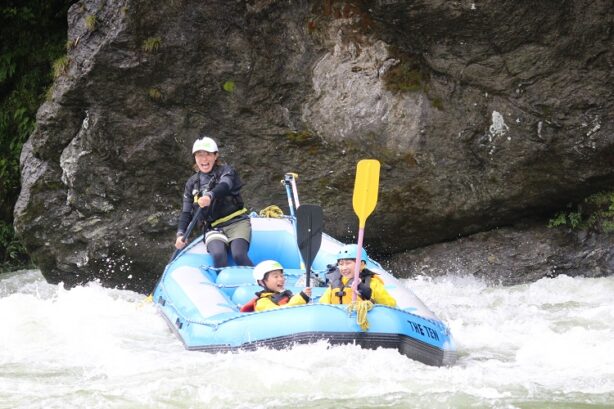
152,214,457,366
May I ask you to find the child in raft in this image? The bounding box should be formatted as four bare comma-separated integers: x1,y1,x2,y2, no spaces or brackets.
240,260,312,312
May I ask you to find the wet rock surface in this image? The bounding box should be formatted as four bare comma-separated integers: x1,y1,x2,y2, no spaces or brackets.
14,0,613,291
386,222,614,285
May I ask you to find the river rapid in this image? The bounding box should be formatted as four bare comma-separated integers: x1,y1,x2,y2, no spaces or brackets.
1,269,613,409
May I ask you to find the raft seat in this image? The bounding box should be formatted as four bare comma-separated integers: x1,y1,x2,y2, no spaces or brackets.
232,285,327,307
247,228,304,267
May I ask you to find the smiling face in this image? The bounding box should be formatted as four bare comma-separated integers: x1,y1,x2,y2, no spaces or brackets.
337,259,365,278
194,150,218,173
262,270,285,292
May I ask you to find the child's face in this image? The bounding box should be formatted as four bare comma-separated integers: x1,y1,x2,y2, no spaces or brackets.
263,270,285,291
337,259,363,278
194,150,218,173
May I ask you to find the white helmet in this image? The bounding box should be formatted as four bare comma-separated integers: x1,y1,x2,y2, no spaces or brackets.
253,260,284,282
192,136,218,154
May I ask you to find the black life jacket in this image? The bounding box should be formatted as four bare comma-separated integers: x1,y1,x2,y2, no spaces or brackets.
187,164,245,226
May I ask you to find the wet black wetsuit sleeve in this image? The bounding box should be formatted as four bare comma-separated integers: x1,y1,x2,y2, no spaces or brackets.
209,181,231,199
177,175,197,235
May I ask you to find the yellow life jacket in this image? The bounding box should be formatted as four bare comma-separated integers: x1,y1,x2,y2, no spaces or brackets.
326,269,383,305
240,290,291,312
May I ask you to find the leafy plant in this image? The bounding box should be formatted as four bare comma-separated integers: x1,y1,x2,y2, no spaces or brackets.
148,87,162,100
142,37,161,53
286,130,317,146
0,53,17,82
52,55,69,78
586,191,614,233
548,191,614,233
223,80,236,93
0,1,77,271
548,212,568,228
0,221,30,273
383,62,425,93
85,14,96,31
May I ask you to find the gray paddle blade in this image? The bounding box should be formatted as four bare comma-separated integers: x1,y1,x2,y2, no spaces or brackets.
296,204,323,285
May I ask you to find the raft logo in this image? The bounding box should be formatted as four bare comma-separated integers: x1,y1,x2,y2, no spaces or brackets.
407,320,439,341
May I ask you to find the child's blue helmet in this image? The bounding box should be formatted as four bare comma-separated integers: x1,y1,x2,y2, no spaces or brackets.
336,244,368,262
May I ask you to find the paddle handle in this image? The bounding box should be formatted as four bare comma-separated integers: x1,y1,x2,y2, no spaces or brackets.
305,221,314,287
305,252,312,287
351,227,365,301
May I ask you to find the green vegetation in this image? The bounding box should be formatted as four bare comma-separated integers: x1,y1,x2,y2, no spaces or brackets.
549,210,582,229
52,55,69,78
0,221,31,273
0,1,76,272
142,37,161,53
286,130,317,146
85,14,96,31
222,80,236,93
148,87,162,101
430,97,444,110
548,191,614,233
382,47,445,109
383,62,424,93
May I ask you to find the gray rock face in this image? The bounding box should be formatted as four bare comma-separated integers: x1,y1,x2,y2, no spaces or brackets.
14,0,613,291
386,223,614,285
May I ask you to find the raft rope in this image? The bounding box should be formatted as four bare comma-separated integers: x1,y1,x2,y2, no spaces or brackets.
156,264,450,335
259,205,284,218
159,287,447,335
347,299,373,331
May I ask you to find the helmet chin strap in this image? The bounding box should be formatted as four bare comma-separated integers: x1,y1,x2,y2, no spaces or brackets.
258,280,274,292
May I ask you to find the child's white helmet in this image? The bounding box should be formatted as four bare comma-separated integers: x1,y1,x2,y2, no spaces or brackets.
253,260,284,282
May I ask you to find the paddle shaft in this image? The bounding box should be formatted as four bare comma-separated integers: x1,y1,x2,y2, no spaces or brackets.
351,228,366,300
306,236,312,287
282,173,299,217
290,177,300,208
170,206,204,262
283,180,296,218
150,206,205,298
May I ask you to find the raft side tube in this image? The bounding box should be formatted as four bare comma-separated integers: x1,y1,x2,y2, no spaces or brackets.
166,266,237,318
177,303,457,366
187,332,457,367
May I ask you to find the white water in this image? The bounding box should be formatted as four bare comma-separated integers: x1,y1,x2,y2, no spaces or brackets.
1,270,613,409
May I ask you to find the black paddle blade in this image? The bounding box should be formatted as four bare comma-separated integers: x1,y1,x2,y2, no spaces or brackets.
296,204,323,286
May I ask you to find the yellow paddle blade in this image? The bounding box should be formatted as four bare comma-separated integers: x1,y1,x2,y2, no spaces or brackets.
352,159,380,228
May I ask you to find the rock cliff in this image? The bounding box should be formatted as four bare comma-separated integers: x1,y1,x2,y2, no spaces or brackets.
15,0,613,291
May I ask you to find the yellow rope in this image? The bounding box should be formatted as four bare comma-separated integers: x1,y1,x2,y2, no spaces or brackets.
347,300,373,331
259,205,284,218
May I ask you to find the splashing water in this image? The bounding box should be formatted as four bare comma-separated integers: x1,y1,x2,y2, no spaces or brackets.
1,270,613,408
